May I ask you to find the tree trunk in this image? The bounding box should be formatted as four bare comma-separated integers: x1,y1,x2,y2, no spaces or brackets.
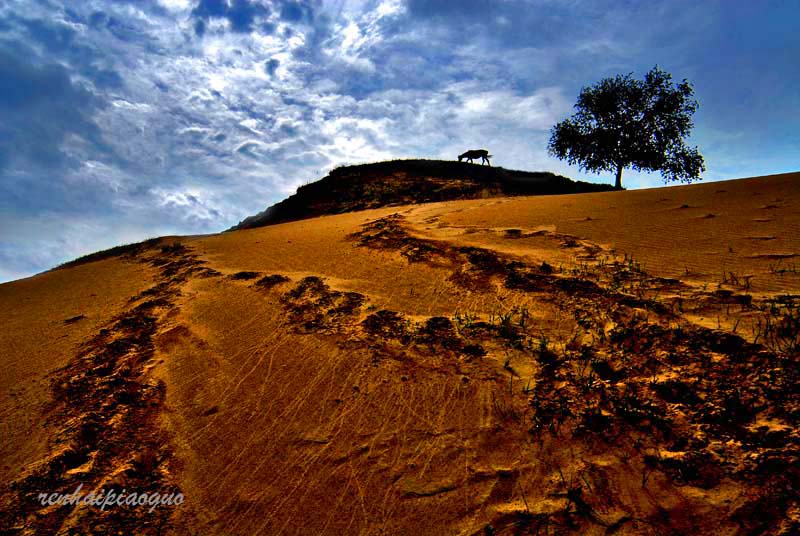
615,165,623,189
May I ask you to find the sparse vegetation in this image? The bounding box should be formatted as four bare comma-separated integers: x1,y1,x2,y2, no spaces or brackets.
54,237,162,270
752,295,800,354
769,259,799,275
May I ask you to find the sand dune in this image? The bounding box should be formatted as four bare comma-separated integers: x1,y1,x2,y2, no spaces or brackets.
1,172,798,535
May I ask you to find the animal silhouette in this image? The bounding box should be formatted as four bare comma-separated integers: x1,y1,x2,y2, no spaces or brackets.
458,149,491,166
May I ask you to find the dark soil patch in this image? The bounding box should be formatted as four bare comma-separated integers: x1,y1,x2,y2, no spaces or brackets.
254,274,290,289
229,271,261,280
362,310,413,343
281,277,365,333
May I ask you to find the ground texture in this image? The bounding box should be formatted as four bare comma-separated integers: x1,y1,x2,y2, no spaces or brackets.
1,172,798,535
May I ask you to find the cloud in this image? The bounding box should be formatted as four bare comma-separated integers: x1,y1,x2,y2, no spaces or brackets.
190,0,316,35
405,0,493,19
0,45,109,173
453,85,569,131
150,187,224,224
279,0,315,22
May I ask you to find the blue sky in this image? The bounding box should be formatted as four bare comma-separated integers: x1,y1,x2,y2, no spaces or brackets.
1,0,798,282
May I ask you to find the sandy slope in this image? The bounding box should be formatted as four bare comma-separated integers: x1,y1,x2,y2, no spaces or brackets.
424,172,799,295
0,172,798,535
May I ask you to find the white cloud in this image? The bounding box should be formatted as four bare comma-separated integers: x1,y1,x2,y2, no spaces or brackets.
157,0,192,11
455,86,570,131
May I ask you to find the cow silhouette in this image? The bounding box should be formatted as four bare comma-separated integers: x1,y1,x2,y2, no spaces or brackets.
458,149,491,166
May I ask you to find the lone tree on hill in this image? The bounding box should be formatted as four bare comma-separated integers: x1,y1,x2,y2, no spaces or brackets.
548,66,705,189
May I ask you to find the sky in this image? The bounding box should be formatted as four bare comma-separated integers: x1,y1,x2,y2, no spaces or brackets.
1,0,798,282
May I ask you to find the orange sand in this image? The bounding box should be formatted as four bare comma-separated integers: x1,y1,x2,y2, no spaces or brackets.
1,172,798,535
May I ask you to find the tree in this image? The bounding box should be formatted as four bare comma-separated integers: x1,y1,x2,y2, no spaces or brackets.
548,66,705,189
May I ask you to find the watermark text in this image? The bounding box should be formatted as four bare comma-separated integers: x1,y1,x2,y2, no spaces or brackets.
37,484,184,513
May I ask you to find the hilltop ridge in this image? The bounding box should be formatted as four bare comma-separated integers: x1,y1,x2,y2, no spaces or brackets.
231,159,613,230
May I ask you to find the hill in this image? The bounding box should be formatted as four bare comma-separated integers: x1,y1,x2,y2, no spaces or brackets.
1,172,798,535
231,159,614,230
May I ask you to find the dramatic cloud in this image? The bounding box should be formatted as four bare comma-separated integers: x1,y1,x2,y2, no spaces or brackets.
0,48,105,173
191,0,270,35
1,0,798,282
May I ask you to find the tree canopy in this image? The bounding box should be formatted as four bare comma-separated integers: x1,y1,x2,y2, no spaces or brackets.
548,66,705,189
